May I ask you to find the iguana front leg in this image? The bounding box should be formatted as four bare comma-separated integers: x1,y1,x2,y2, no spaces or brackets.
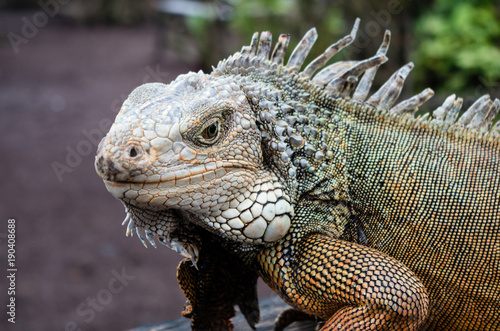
258,233,429,330
177,231,260,330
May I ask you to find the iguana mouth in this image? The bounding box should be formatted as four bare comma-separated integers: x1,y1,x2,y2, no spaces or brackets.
122,203,202,267
101,165,244,200
103,166,295,245
101,164,246,192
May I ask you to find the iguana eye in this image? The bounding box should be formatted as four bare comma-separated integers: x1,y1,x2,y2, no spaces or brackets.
199,120,220,145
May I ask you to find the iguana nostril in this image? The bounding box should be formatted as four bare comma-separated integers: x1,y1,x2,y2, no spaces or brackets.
126,145,142,159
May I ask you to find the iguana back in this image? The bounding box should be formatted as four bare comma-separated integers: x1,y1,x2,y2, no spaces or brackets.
341,103,500,329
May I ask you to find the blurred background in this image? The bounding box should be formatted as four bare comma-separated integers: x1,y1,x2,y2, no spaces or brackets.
0,0,499,330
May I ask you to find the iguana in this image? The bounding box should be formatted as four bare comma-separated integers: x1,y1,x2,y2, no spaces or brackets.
95,19,500,330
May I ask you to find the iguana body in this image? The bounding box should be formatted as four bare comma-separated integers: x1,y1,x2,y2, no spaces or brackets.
95,21,500,330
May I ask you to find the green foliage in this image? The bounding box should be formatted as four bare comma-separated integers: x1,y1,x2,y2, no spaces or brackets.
228,0,345,63
414,1,500,93
179,0,500,99
231,0,299,35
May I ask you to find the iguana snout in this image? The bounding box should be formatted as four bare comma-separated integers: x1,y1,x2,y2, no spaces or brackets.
95,136,148,183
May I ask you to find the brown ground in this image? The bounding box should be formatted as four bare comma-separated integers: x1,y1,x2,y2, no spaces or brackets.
0,10,272,331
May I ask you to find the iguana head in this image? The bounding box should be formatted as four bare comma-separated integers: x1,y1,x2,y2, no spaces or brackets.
95,20,386,258
95,70,295,254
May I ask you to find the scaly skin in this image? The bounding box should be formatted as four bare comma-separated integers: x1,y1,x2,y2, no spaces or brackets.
176,227,260,330
96,22,500,330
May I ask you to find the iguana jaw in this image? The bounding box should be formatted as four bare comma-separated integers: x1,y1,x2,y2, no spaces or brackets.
98,153,295,245
100,162,294,245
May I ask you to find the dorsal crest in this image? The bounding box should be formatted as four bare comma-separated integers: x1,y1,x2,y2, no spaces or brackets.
214,19,500,141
